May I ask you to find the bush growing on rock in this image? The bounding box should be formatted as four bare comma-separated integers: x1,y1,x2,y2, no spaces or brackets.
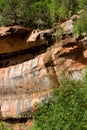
32,72,87,130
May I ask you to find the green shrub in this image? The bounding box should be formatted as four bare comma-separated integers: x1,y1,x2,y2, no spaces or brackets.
0,121,13,130
52,25,63,41
31,72,87,130
73,9,87,37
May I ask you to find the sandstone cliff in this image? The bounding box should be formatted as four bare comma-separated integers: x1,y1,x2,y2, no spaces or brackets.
0,23,87,118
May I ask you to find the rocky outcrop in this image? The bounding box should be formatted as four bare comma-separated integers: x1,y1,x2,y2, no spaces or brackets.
60,19,73,33
0,26,55,118
0,26,53,54
0,26,31,54
0,25,87,118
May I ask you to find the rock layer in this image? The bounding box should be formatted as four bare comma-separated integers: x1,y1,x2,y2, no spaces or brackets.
0,26,53,54
0,25,87,118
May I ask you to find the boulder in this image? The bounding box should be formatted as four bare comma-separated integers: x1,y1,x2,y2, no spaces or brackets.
27,29,54,42
71,15,80,21
60,19,73,33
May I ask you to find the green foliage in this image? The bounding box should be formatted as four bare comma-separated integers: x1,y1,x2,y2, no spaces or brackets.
48,0,78,27
32,72,87,130
0,121,13,130
0,0,21,26
53,25,63,41
73,9,87,37
0,0,86,30
27,0,50,29
78,0,87,9
48,0,56,27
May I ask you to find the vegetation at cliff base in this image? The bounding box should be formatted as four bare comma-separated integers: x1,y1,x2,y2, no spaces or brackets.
0,121,13,130
31,72,87,130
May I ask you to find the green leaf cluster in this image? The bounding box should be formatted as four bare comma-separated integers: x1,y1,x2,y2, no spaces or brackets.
32,71,87,130
73,8,87,37
0,0,86,29
0,121,13,130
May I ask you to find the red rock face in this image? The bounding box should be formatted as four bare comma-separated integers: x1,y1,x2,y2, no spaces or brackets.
0,26,53,54
0,26,32,54
0,26,87,118
0,53,53,118
0,26,55,118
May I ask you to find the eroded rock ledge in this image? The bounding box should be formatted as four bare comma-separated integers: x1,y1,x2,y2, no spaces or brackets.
0,25,87,119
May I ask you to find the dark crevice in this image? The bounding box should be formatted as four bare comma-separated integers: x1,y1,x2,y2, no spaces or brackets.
44,56,59,88
62,42,76,48
2,117,32,124
58,47,83,58
0,41,53,68
62,33,72,40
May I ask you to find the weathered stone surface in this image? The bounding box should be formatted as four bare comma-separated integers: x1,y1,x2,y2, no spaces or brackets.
71,15,80,21
0,25,87,119
0,26,53,54
52,36,87,81
60,19,73,33
0,53,54,118
1,93,51,118
0,26,32,54
27,29,54,42
0,48,58,118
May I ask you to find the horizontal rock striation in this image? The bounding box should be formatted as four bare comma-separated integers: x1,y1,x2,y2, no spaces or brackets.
0,25,87,118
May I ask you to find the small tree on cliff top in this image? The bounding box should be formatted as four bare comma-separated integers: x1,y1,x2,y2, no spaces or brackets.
0,0,20,25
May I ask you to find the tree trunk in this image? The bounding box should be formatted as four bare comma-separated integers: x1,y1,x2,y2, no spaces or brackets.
14,12,17,25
